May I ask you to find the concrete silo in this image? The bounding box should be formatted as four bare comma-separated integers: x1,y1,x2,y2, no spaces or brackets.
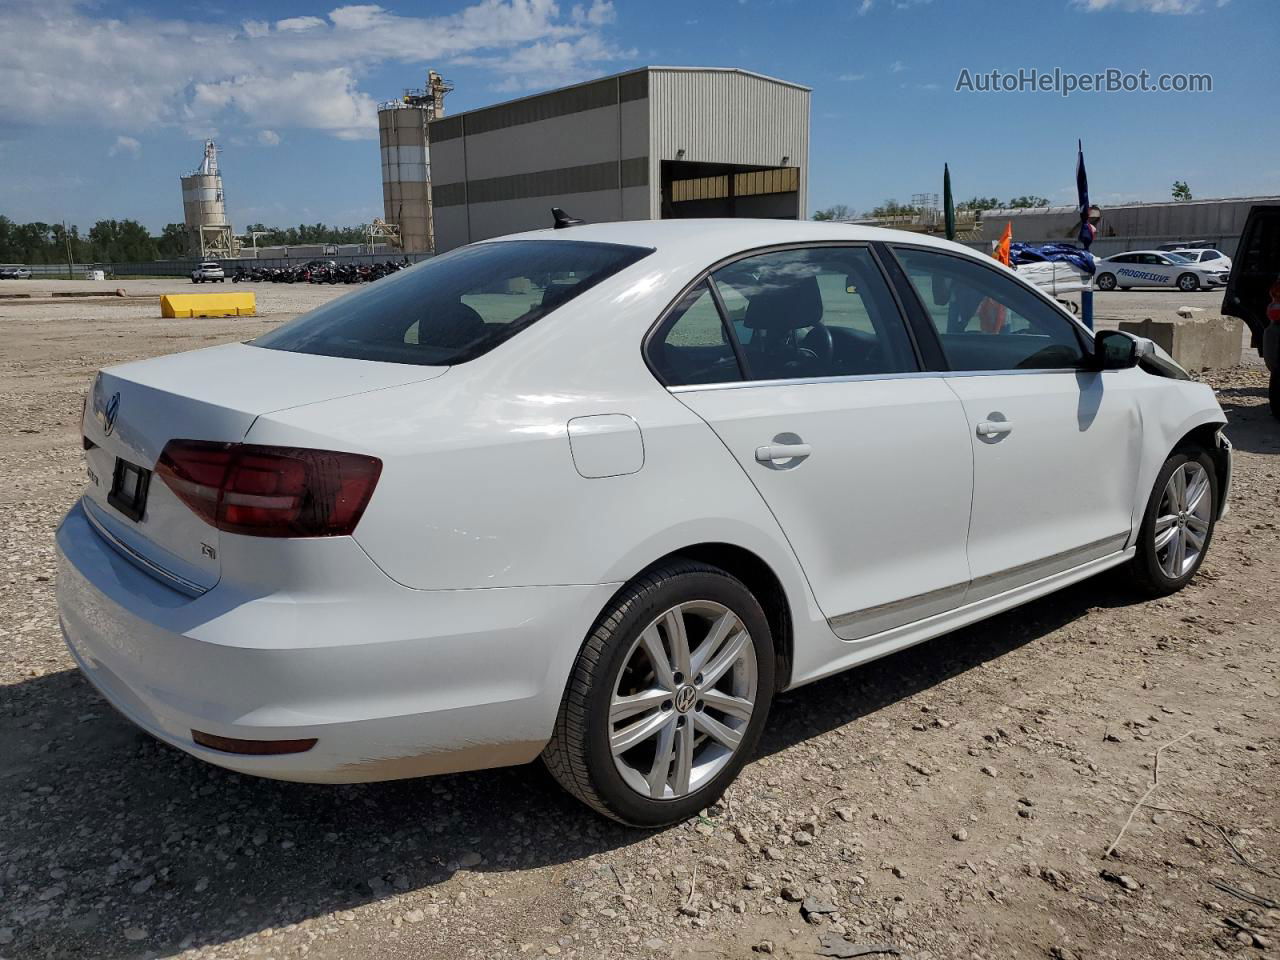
378,70,452,253
181,140,237,259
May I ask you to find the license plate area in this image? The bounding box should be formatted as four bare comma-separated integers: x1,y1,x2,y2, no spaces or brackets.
108,458,151,522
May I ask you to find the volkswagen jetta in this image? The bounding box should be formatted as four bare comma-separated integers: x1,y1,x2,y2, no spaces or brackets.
57,219,1231,825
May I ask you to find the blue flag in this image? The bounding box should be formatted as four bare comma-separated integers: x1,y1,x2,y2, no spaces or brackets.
1076,140,1096,273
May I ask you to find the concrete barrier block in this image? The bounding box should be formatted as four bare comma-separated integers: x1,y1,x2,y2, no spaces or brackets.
1118,315,1242,372
161,292,256,319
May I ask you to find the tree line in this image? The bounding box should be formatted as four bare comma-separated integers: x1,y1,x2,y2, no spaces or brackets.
812,195,1050,221
0,216,371,265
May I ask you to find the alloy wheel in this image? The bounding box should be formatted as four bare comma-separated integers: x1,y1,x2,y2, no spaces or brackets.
1154,461,1212,579
609,600,757,800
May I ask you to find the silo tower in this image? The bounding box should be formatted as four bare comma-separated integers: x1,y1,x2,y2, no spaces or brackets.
181,140,237,259
378,70,452,253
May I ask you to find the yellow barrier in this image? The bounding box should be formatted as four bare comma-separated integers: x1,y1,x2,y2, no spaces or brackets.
161,292,256,319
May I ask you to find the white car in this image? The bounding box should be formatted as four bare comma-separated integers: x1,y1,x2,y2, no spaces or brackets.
1095,250,1230,292
1170,248,1233,274
191,262,225,283
57,219,1231,826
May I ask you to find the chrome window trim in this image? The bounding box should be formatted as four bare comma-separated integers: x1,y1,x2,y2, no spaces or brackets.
668,365,1097,394
82,500,208,598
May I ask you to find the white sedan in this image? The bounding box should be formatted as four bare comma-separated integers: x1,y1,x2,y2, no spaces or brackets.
1170,248,1233,274
57,219,1231,826
1095,250,1230,291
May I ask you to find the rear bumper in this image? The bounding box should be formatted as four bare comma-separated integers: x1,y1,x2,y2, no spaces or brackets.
56,500,616,783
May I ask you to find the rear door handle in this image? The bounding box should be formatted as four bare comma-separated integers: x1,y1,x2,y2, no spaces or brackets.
976,420,1013,438
755,443,812,462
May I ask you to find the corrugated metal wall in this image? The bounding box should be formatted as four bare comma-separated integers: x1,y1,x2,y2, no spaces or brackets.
649,69,810,217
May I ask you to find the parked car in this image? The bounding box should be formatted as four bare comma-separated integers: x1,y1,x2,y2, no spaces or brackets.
1157,240,1216,252
57,219,1231,826
1221,204,1280,418
190,262,225,283
1170,248,1233,273
1095,250,1230,291
0,265,32,279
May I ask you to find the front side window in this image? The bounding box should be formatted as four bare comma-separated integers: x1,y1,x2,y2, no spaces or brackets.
709,246,918,381
894,246,1087,371
253,239,652,366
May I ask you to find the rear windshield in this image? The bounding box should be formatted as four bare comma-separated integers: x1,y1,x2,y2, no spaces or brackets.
251,239,652,366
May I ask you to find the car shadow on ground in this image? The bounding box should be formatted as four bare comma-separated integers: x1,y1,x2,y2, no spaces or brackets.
4,572,1142,959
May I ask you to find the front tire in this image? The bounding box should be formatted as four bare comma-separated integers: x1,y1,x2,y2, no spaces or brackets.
543,560,775,826
1176,273,1199,292
1125,449,1218,597
1096,272,1117,291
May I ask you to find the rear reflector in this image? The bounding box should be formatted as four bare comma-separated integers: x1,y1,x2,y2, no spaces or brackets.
192,730,318,755
156,440,381,538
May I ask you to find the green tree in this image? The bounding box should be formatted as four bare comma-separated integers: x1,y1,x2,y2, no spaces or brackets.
155,223,188,258
1006,195,1049,208
812,204,853,221
1171,180,1192,201
957,196,1001,211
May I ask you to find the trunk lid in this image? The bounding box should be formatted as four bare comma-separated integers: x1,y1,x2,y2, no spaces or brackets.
81,342,446,592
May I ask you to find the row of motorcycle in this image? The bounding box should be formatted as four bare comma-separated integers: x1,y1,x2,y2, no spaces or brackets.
232,260,411,285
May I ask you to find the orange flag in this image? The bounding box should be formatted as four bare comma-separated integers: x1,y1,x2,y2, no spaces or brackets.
994,220,1012,266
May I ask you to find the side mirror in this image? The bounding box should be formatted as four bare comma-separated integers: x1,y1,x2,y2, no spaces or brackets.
1093,329,1154,369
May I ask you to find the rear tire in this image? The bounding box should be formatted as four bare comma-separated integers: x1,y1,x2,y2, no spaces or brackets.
1270,368,1280,420
1125,449,1218,597
1096,272,1117,291
543,560,774,826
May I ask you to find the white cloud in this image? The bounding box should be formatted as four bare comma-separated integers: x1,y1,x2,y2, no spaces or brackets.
1072,0,1219,10
258,129,281,146
890,60,906,72
276,16,327,31
857,0,873,13
838,73,865,81
108,135,141,157
0,0,628,140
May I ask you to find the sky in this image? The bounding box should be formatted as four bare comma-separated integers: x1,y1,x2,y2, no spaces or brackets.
0,0,1276,232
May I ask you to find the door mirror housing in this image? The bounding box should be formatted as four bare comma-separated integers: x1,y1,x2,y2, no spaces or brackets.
1092,329,1155,369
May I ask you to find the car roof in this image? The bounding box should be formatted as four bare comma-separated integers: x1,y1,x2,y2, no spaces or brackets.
486,218,978,263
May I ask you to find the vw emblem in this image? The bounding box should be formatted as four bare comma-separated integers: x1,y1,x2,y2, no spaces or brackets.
102,391,121,437
674,684,697,714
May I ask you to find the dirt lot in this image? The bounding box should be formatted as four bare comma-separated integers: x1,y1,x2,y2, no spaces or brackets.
1,281,1277,960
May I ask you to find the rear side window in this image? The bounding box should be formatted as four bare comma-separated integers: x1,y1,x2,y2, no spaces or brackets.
712,246,918,381
651,282,743,385
253,240,652,366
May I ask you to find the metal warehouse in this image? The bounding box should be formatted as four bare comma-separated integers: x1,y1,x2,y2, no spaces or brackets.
426,66,811,252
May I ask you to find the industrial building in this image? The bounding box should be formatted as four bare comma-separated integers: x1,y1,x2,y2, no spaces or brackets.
978,194,1280,257
378,71,453,252
180,140,238,259
425,66,811,253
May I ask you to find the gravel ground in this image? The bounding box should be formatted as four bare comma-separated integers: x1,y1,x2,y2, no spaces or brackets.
1,284,1276,960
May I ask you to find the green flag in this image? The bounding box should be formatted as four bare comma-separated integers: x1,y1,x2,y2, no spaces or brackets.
943,163,956,241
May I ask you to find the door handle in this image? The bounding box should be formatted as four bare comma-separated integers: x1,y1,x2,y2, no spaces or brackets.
755,443,812,463
976,420,1013,438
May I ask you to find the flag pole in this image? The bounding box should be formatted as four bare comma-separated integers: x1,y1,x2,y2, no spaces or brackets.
1076,140,1095,330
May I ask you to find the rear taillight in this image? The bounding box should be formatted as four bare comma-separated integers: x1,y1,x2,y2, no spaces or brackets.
155,440,382,538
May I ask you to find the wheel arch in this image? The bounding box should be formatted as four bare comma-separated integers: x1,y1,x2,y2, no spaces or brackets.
1171,420,1230,518
633,542,795,692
